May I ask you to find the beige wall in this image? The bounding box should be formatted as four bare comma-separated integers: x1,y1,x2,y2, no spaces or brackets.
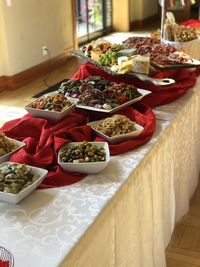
130,0,158,22
0,1,9,76
1,0,74,76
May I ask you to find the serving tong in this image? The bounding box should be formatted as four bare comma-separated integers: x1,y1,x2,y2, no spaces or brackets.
131,73,175,86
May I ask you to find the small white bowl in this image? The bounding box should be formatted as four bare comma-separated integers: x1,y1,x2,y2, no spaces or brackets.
87,120,144,144
25,97,77,121
58,142,110,174
0,138,25,163
0,162,48,204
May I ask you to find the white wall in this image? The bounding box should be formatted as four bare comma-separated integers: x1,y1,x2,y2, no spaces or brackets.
0,0,74,76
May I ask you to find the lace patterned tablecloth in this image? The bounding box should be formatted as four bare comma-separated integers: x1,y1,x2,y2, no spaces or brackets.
0,78,200,267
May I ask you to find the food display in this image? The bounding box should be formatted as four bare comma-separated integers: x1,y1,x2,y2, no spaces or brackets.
83,39,112,57
58,76,111,98
0,133,19,157
155,12,200,60
80,38,152,75
163,12,199,42
59,141,106,163
75,32,200,72
78,82,141,110
122,36,160,48
111,54,150,74
90,114,137,137
97,44,127,67
58,76,142,111
0,163,36,194
122,37,190,65
31,93,73,112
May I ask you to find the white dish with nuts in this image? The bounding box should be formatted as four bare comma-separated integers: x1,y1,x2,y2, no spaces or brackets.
0,133,25,163
87,114,144,144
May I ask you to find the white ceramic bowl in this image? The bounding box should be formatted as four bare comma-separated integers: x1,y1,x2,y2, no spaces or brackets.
0,138,25,163
25,97,77,121
58,142,110,174
0,162,48,204
87,120,144,144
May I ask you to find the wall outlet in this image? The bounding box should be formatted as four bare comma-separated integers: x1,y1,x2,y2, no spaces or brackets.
42,46,48,56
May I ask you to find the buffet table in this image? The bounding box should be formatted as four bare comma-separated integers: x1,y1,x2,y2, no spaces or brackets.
0,76,199,267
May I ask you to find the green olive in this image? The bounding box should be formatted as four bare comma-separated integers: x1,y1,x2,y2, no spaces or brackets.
60,142,106,163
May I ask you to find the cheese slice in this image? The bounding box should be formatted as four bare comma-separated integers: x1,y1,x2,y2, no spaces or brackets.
131,55,150,74
117,56,129,65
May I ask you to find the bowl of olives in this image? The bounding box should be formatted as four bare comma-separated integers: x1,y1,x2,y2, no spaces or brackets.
58,141,110,174
0,162,48,204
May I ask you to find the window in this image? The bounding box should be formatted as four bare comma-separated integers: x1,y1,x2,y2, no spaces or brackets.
76,0,112,44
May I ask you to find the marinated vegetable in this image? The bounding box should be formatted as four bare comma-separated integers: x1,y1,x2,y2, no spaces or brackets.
60,142,106,163
32,93,72,112
0,163,36,194
0,133,19,157
77,81,141,109
57,76,142,110
58,76,111,98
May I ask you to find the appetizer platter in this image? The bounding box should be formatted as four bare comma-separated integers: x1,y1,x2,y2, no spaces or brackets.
58,76,151,113
74,36,200,77
74,50,176,86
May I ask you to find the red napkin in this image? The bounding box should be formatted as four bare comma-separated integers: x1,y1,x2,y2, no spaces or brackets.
0,103,155,188
71,62,198,107
94,103,156,155
0,111,90,188
180,19,200,28
0,260,9,267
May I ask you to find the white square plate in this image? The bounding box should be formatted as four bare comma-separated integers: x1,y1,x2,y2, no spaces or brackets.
87,120,144,144
58,142,110,174
0,138,25,163
76,88,151,113
0,162,48,204
25,97,77,121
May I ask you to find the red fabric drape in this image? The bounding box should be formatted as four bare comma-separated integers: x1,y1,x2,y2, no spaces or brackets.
0,103,155,188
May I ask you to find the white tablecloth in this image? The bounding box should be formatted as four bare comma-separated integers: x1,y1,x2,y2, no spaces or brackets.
0,78,200,267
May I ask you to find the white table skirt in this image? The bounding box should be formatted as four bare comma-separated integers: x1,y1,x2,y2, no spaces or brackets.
0,78,200,267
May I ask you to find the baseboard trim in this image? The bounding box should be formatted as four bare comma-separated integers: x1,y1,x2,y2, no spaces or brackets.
0,48,73,92
130,14,159,30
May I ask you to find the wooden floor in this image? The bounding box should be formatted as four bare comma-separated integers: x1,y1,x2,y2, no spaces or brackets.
166,179,200,267
1,33,200,267
0,55,83,108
